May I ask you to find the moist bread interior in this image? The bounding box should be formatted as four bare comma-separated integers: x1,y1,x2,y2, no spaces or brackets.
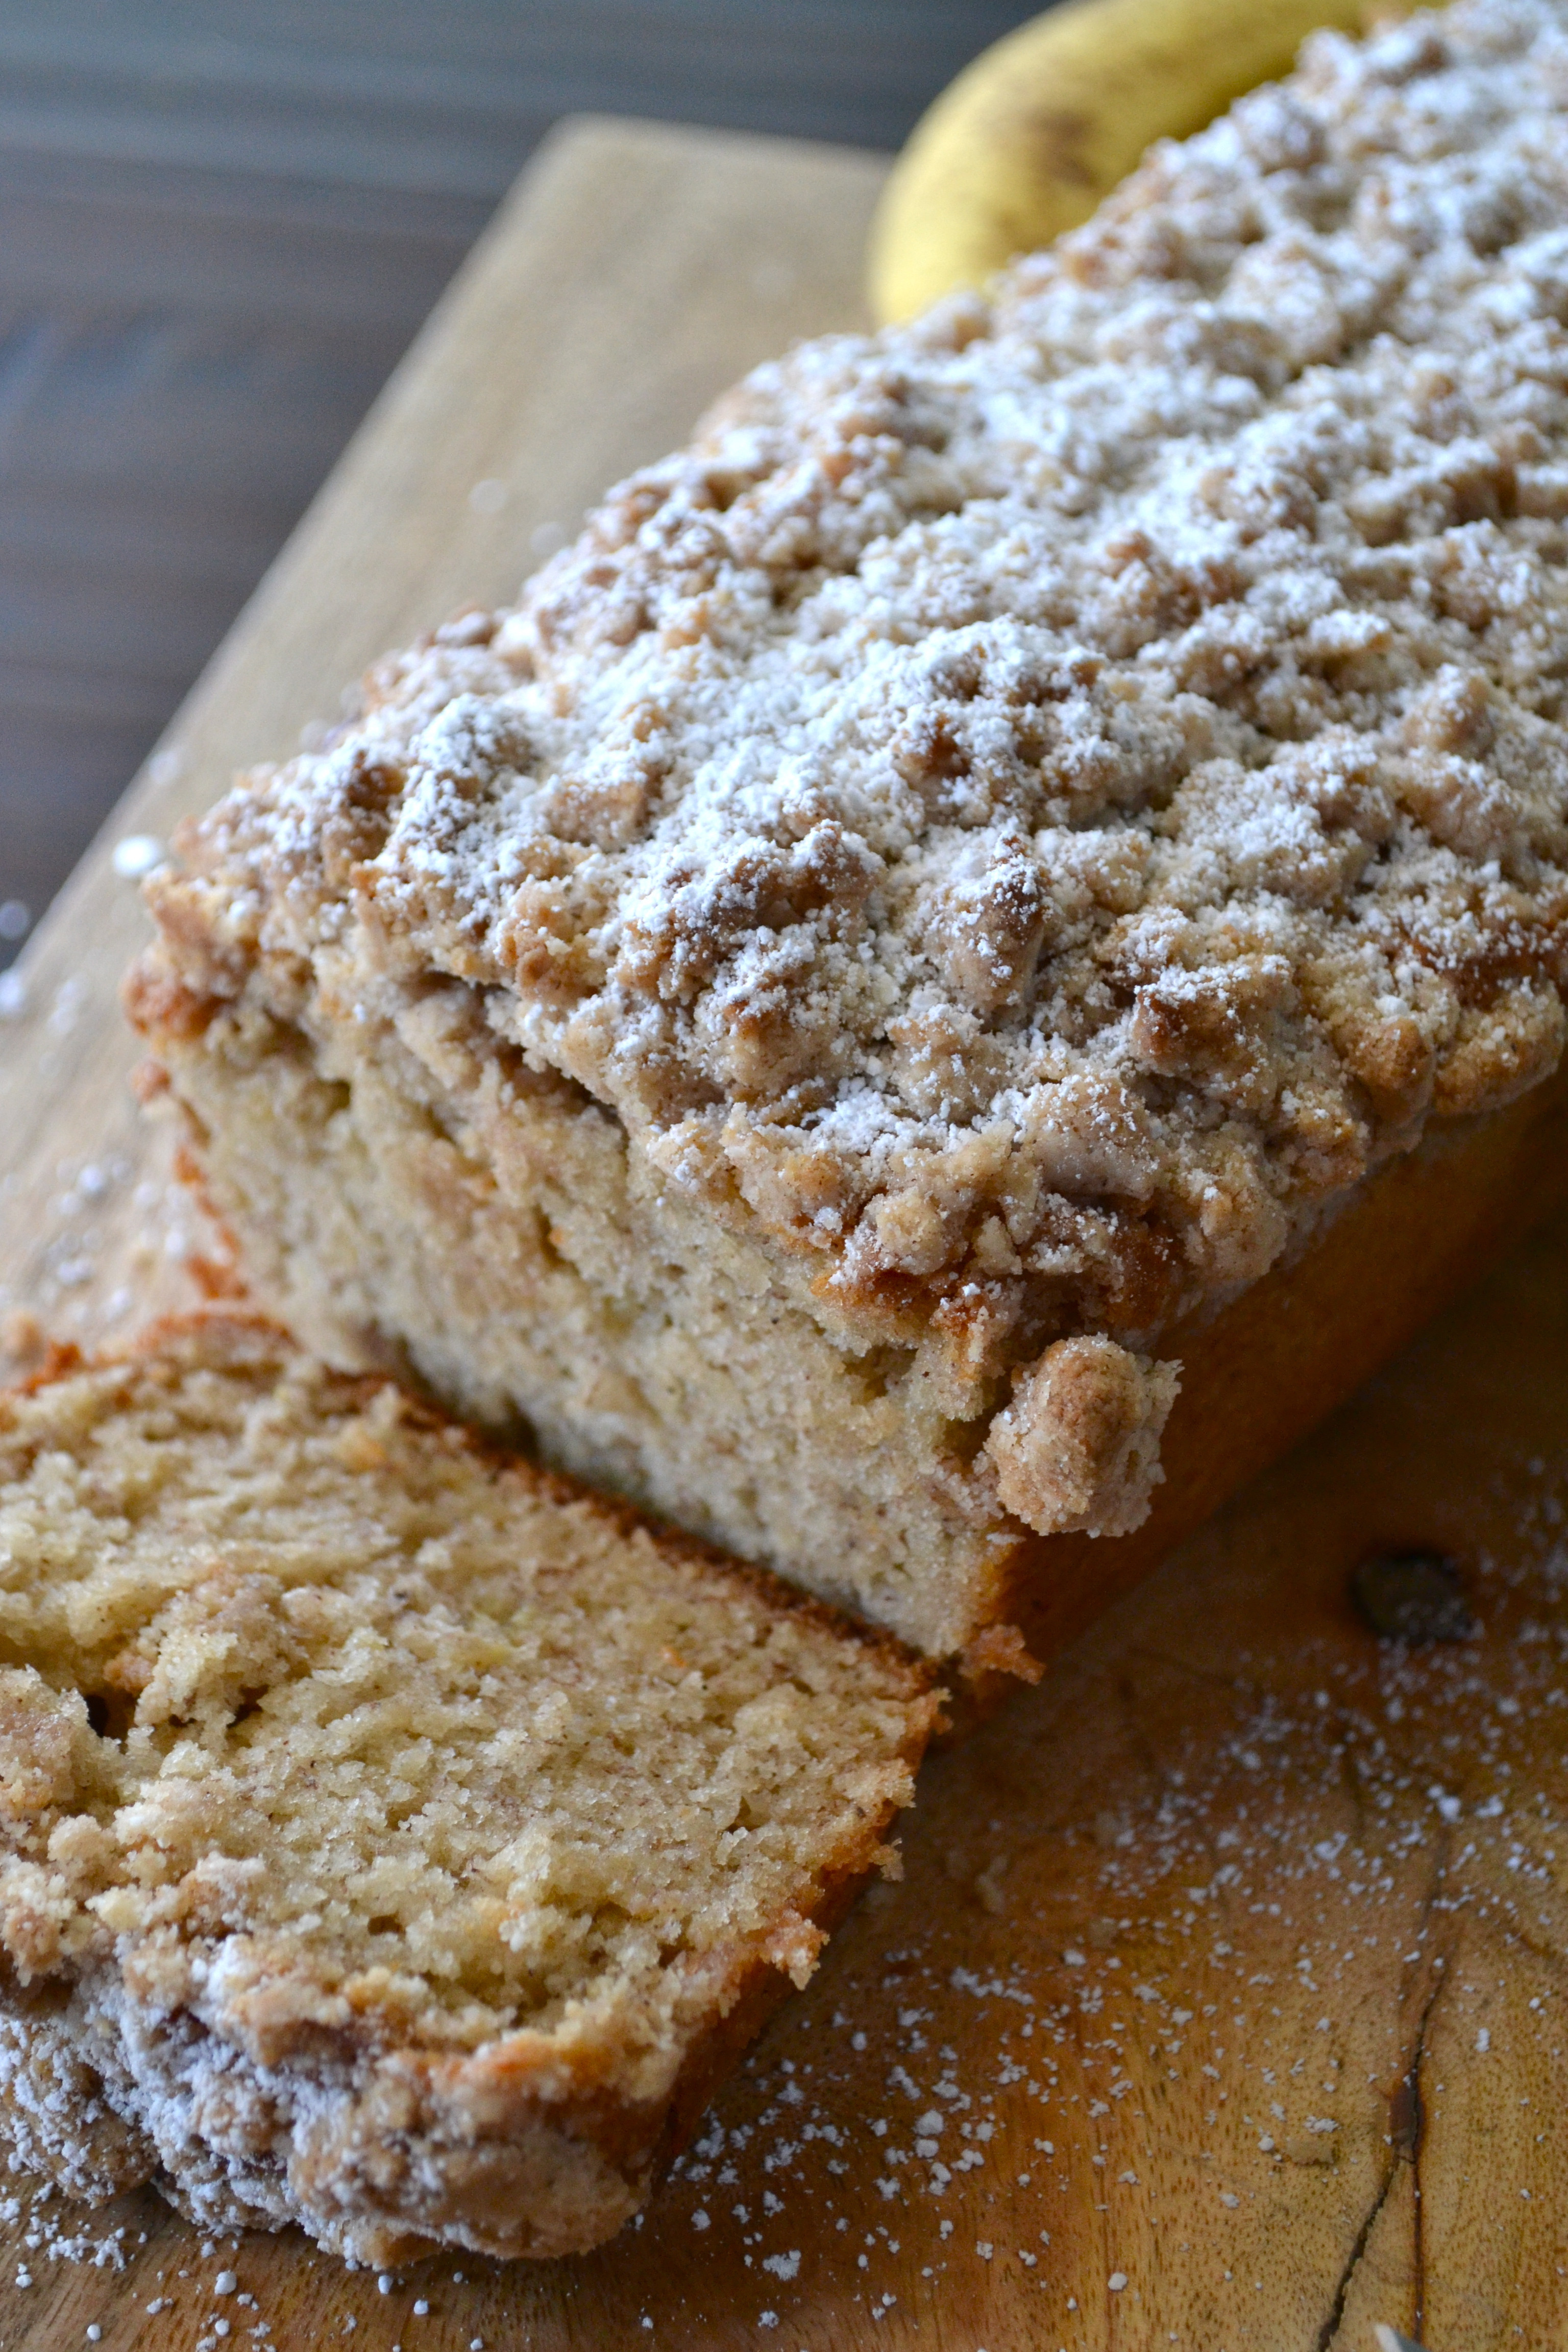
0,1318,932,2261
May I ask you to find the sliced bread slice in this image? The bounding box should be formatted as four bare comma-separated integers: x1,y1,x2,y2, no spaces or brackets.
0,1314,934,2264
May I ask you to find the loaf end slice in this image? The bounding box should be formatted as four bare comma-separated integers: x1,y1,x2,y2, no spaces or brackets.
0,1315,935,2264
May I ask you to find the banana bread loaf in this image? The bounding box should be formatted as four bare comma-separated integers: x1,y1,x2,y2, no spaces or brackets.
0,1315,933,2263
131,0,1568,1658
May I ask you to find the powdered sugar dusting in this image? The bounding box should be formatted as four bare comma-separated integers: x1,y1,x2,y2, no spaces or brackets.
160,0,1568,1405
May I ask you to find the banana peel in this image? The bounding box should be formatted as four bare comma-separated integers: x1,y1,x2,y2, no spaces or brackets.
869,0,1381,324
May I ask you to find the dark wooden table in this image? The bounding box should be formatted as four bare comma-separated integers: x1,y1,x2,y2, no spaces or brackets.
0,0,1032,960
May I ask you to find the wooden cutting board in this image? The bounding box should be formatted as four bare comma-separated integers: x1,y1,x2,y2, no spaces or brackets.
0,116,1564,2352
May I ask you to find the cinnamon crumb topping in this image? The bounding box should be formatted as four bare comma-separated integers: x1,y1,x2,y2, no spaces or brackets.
143,0,1568,1535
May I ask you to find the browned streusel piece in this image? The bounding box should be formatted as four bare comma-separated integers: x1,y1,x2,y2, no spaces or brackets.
133,0,1568,1653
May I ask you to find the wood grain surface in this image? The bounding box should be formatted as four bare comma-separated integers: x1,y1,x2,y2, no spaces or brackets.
0,117,1563,2352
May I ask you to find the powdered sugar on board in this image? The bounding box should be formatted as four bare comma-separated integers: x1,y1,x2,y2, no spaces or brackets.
0,1195,1564,2347
0,1118,234,1385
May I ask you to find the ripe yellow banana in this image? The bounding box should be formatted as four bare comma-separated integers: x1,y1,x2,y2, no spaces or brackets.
869,0,1376,325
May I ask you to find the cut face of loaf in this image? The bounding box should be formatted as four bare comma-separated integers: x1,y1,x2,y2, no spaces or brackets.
132,0,1568,1656
0,1316,934,2265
